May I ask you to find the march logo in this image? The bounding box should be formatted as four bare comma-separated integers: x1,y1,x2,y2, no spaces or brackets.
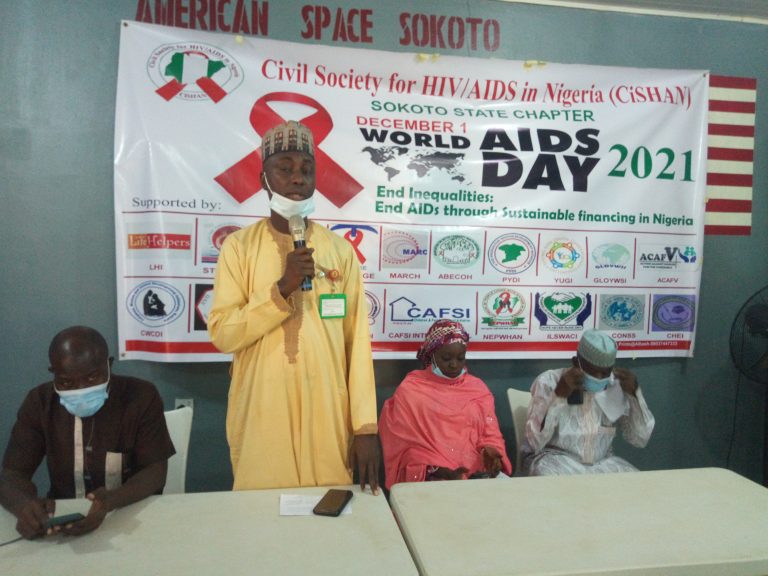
148,42,244,103
382,229,428,269
487,233,536,275
541,238,583,273
599,294,645,330
126,280,185,327
481,289,526,327
652,294,696,332
534,291,592,330
433,235,481,269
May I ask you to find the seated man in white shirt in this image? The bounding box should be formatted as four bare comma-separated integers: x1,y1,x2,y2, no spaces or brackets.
521,329,655,476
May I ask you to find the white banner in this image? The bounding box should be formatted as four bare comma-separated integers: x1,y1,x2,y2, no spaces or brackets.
115,20,708,362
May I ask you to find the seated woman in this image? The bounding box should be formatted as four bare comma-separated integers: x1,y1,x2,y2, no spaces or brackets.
379,320,512,489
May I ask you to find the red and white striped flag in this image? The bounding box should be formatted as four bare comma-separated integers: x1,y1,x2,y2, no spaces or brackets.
706,75,757,235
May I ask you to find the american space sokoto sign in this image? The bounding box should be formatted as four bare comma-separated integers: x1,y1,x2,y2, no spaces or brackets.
115,20,707,362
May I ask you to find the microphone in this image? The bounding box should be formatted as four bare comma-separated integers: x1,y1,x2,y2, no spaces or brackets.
288,214,312,292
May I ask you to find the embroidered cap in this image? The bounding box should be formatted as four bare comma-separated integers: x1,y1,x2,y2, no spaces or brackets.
261,120,314,161
577,329,617,368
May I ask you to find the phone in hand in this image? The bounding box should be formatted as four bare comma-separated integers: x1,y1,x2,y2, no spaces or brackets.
312,489,353,517
45,513,85,529
567,389,583,405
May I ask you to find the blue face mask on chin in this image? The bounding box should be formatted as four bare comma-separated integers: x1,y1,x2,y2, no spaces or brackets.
55,365,110,418
431,362,466,380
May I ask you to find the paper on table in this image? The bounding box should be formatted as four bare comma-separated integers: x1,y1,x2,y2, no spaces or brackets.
279,494,352,516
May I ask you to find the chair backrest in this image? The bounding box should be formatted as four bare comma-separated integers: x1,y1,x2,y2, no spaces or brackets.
506,388,531,475
163,406,193,494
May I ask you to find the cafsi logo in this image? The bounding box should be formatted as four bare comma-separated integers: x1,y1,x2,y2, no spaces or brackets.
652,294,696,332
127,281,185,327
534,291,592,329
148,42,244,102
388,296,471,323
481,289,526,327
599,294,645,330
488,233,536,275
433,235,481,269
542,238,583,273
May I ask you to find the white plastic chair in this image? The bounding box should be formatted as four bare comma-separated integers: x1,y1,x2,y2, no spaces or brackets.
506,388,531,475
163,406,193,494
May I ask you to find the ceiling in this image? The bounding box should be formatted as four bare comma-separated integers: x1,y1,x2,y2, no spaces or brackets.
500,0,768,24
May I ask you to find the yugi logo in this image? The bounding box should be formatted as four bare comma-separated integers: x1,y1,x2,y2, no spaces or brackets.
542,238,583,273
331,224,378,265
481,289,526,327
534,291,592,329
433,235,481,269
148,42,243,103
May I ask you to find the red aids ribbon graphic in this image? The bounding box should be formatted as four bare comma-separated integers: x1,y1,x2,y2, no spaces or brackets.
344,229,366,264
214,92,363,207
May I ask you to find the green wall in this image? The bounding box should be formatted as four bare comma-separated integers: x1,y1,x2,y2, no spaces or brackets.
1,0,766,492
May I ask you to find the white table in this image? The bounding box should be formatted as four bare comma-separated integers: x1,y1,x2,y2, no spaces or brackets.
389,467,768,576
0,486,417,575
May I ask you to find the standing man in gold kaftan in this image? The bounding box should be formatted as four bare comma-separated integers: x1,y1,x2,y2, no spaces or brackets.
208,121,379,492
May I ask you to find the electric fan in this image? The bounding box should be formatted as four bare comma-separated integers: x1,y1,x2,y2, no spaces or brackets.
728,285,768,486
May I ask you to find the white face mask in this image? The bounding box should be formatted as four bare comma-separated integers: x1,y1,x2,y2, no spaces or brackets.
265,174,316,219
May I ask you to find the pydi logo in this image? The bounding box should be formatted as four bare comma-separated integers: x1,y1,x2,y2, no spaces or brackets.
127,280,185,327
481,289,526,327
148,42,243,103
542,238,583,273
599,294,645,330
433,235,481,269
534,291,592,329
488,233,536,275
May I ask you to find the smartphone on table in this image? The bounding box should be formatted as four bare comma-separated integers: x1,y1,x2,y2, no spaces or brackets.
45,513,85,530
312,489,353,517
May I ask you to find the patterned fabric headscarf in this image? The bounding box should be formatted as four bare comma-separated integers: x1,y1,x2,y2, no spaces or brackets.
416,320,470,367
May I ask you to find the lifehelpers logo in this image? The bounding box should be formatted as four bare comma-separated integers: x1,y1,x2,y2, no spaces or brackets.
148,42,243,102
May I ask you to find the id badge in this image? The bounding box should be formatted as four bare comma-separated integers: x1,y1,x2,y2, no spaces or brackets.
319,293,346,319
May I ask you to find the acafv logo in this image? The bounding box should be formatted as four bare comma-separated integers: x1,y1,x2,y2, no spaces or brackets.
388,296,472,324
638,245,699,271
